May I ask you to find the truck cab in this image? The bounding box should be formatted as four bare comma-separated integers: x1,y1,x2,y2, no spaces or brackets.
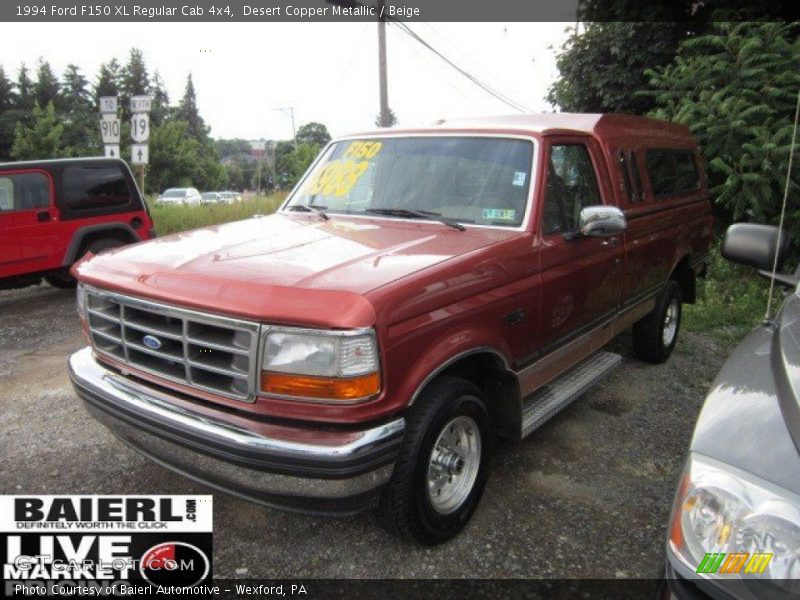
68,114,712,544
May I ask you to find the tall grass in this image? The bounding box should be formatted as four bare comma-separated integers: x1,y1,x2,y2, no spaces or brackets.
683,246,784,344
146,194,286,236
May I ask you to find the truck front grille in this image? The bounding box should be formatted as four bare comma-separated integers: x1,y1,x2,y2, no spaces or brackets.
85,287,260,402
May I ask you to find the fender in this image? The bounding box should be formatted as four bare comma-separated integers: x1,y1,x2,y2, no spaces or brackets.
62,223,140,266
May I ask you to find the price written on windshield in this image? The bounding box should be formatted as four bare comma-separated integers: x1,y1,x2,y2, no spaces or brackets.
131,114,150,143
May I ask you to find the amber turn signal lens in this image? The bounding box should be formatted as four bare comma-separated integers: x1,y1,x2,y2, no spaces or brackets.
261,371,380,401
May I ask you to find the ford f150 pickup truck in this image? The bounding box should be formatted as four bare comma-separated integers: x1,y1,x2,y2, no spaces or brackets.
68,114,712,545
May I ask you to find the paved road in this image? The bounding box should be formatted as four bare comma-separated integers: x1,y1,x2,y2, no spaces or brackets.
0,283,727,578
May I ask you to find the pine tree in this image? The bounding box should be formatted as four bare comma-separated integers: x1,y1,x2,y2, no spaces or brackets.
16,63,34,111
34,60,62,112
148,70,171,126
95,59,121,100
62,64,98,155
176,74,207,139
0,67,17,159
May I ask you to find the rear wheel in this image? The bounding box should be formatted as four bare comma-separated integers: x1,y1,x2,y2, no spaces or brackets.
45,238,125,289
632,280,682,364
379,376,491,545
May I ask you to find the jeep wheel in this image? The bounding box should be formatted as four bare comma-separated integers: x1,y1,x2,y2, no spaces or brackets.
632,280,682,364
46,238,125,289
379,376,491,545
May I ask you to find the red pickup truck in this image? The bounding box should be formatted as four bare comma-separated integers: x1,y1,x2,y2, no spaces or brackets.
68,114,712,544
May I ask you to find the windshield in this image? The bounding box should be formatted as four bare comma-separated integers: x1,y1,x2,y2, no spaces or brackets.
201,193,217,199
162,189,186,198
285,136,534,228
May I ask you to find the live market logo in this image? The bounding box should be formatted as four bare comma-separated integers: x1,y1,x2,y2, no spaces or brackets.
0,495,213,596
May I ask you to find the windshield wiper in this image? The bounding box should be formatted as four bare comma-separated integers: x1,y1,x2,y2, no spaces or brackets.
365,208,465,231
288,203,329,220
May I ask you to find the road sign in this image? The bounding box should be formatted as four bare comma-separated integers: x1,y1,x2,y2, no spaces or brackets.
99,96,118,114
131,113,150,143
99,116,121,144
104,144,120,158
130,95,152,113
131,144,149,165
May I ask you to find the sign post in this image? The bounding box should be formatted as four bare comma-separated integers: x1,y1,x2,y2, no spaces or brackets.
130,96,152,194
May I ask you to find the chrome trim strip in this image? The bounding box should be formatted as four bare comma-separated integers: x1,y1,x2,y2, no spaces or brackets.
70,346,405,461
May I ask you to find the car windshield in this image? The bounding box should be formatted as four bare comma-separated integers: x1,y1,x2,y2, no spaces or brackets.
162,189,186,198
285,136,534,228
201,193,217,199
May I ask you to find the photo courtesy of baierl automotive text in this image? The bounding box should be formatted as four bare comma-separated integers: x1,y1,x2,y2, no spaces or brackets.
1,1,799,598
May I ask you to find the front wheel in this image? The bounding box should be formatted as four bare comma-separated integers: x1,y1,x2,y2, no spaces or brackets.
379,376,491,545
633,280,682,364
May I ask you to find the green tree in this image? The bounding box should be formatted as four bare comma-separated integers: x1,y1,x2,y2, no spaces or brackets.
11,101,72,160
214,138,252,160
61,64,98,155
374,108,397,128
296,122,331,147
175,74,207,139
147,120,200,193
648,22,800,242
148,70,171,126
16,63,34,112
95,59,121,99
0,66,17,159
33,60,61,111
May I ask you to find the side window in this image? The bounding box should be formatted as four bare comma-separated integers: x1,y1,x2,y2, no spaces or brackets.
63,165,130,211
542,144,601,235
645,149,700,198
617,150,634,202
0,172,50,212
628,151,644,201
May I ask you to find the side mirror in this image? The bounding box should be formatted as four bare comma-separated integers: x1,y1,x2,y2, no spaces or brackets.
721,223,789,271
578,205,627,238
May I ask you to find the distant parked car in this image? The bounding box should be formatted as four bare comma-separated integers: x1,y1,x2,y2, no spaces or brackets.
0,157,154,290
200,192,224,205
157,187,201,205
664,223,800,598
221,191,242,203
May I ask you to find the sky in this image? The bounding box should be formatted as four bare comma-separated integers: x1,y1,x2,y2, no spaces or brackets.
0,22,571,140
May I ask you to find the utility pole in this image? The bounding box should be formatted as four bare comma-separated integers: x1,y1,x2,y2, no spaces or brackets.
377,0,390,127
275,107,296,141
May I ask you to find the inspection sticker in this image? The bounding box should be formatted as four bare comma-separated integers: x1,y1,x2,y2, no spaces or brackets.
512,171,527,186
1,495,213,595
482,208,516,221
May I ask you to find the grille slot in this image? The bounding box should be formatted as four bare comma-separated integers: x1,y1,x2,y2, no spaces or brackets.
85,287,260,402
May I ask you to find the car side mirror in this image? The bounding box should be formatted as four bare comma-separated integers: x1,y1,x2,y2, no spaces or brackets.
721,223,789,271
578,206,627,238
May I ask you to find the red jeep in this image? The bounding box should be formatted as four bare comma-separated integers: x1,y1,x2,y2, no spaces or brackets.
0,157,154,290
68,114,712,544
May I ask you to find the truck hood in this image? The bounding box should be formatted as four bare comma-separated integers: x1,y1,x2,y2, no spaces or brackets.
74,212,513,327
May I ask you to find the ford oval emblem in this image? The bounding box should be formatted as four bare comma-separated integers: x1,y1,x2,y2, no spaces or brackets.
142,335,162,350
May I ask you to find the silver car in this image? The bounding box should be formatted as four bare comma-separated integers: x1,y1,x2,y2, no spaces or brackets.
157,187,202,205
665,223,799,599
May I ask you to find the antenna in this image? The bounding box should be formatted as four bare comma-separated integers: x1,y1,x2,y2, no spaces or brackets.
764,86,800,322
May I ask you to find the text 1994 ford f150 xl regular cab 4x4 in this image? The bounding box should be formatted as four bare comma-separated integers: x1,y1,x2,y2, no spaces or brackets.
68,114,712,544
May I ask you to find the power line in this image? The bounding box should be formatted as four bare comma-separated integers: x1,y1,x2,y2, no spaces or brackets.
388,21,532,113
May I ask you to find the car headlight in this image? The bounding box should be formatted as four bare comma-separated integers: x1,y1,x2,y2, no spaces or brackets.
669,454,800,593
76,282,87,320
260,327,380,402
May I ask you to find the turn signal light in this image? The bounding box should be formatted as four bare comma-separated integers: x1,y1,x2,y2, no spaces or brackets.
260,371,380,401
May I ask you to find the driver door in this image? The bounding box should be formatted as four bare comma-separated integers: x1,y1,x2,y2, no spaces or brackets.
535,136,625,353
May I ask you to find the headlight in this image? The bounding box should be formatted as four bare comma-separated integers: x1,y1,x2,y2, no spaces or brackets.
260,327,380,402
669,454,800,593
76,283,87,320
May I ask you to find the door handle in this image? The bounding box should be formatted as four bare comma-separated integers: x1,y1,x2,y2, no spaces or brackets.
36,210,51,222
601,237,620,247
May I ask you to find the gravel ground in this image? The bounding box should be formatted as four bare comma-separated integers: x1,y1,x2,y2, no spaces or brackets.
0,283,730,579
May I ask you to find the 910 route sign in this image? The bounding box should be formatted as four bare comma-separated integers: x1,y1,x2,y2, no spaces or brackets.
99,96,118,114
131,113,150,143
99,115,121,144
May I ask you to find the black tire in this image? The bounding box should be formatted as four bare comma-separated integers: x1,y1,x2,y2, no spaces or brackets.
633,280,682,364
46,238,125,289
379,376,491,545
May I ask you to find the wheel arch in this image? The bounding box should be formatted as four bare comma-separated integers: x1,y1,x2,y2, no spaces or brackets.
410,347,522,439
669,253,696,304
62,223,140,266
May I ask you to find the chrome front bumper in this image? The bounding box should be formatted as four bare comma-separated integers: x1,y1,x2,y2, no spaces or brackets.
68,347,405,515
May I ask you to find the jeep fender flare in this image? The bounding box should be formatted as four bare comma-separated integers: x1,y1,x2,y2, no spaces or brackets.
62,223,140,266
